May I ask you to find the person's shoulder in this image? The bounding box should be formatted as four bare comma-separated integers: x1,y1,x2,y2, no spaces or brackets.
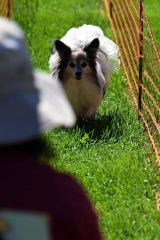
25,162,102,240
41,164,87,196
29,162,89,204
28,162,98,219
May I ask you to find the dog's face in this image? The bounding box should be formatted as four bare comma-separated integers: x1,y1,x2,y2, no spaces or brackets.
54,38,99,82
67,50,88,80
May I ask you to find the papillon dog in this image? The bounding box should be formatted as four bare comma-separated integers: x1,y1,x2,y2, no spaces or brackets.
49,24,120,118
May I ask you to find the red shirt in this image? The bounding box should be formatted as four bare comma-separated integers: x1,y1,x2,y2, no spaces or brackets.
0,150,102,240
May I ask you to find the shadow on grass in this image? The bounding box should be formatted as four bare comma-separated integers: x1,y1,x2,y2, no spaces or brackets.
75,110,126,142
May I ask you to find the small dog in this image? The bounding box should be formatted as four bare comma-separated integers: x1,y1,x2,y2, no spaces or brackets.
49,24,120,118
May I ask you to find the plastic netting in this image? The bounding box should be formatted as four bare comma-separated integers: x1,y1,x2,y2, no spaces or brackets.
0,0,11,18
104,0,160,210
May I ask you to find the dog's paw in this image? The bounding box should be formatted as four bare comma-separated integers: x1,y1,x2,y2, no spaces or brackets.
86,108,97,119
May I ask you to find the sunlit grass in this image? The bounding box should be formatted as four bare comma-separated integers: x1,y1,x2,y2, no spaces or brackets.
13,0,160,239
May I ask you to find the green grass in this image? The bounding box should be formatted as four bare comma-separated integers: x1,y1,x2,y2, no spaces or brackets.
13,0,160,239
144,0,160,50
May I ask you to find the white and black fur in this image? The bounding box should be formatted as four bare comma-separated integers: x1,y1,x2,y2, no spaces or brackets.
49,24,120,118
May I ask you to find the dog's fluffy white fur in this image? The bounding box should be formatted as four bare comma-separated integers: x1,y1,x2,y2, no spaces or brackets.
49,24,120,118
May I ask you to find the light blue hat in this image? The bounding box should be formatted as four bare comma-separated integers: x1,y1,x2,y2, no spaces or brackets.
0,17,76,145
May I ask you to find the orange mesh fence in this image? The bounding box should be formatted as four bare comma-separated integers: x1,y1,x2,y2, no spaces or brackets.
0,0,12,18
104,0,160,210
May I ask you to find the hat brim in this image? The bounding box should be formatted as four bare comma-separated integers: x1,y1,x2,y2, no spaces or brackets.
0,71,76,145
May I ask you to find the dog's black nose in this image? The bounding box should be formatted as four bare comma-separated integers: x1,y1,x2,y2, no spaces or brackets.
76,71,82,78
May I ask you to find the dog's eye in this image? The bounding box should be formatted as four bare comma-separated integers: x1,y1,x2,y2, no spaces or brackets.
69,62,75,68
81,63,87,68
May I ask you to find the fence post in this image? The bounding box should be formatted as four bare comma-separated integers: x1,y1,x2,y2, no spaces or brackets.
138,0,143,120
110,1,113,18
7,0,11,18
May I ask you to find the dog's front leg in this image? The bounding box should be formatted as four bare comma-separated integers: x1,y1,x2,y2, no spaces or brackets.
86,107,97,119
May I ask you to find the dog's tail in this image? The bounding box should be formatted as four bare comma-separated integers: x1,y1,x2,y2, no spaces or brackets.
60,24,120,74
49,24,120,78
98,36,120,74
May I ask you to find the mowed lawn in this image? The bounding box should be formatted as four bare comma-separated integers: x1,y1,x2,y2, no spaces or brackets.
13,0,160,239
144,0,160,50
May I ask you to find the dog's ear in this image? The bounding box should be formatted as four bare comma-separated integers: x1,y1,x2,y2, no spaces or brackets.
84,38,99,57
54,40,71,59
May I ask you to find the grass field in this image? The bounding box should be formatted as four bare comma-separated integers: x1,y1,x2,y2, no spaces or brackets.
144,0,160,50
13,0,160,239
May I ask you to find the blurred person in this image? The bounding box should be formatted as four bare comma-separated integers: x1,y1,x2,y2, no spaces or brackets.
0,17,102,240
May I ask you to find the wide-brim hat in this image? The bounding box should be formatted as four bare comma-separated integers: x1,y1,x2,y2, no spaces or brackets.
0,17,76,145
